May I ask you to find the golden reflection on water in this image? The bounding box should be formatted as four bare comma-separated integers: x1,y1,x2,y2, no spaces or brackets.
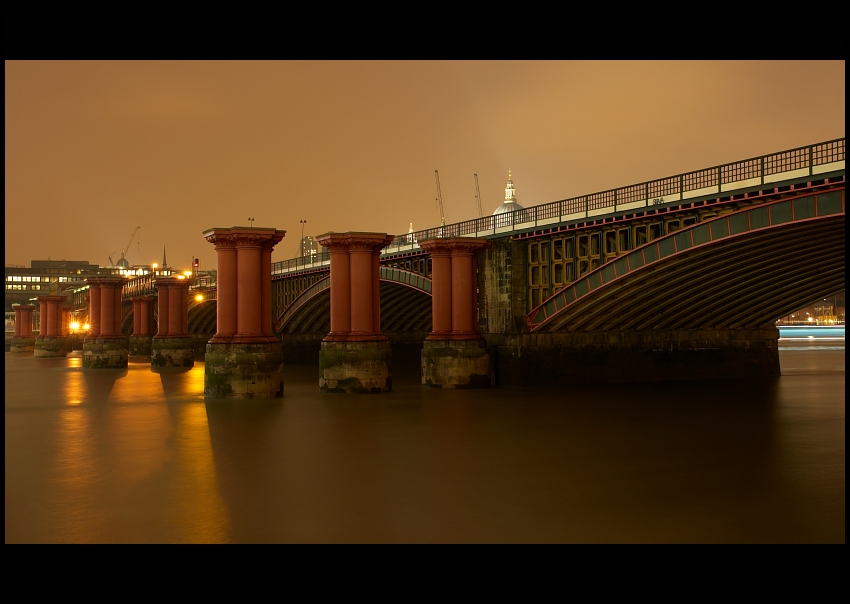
172,402,231,543
50,362,230,542
53,406,100,542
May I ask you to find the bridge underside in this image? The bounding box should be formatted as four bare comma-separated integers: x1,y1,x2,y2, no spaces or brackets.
278,281,433,362
495,198,844,386
537,214,845,333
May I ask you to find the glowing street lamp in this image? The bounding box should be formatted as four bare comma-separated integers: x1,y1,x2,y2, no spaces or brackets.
195,294,204,302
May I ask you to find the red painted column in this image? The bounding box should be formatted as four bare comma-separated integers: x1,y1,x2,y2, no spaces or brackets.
46,299,58,337
424,244,452,337
14,307,21,337
37,299,48,337
156,284,170,337
63,308,71,337
89,283,101,337
139,297,151,335
451,250,475,334
349,246,374,334
236,241,262,336
114,286,123,336
261,241,274,336
23,307,34,336
207,234,237,342
133,299,141,335
372,249,381,334
181,282,189,336
169,282,183,335
327,244,351,335
99,284,114,336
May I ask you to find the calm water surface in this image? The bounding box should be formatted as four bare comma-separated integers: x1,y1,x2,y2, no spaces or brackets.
5,341,844,543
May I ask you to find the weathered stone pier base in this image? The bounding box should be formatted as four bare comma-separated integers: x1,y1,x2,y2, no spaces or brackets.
319,340,392,393
151,336,194,370
422,339,491,388
489,328,781,386
10,336,36,353
204,341,284,399
82,336,129,369
129,335,153,357
34,336,68,358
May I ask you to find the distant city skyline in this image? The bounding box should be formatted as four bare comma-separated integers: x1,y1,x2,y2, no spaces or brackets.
5,60,845,269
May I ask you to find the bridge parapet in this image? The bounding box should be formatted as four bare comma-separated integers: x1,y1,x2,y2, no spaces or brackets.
528,188,845,333
270,138,845,279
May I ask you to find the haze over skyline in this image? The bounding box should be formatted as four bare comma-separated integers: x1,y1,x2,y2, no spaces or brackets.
5,60,845,270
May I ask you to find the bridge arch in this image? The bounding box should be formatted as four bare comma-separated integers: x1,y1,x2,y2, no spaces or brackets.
528,189,845,333
277,267,432,335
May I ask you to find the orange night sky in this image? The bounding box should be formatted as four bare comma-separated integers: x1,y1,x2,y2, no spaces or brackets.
5,61,845,271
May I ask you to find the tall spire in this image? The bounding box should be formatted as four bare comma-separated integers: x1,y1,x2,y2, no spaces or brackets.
162,245,167,268
504,170,517,204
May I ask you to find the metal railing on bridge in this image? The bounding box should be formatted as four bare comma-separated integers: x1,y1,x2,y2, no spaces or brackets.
268,138,844,277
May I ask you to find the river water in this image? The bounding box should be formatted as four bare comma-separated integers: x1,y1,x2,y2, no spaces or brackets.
5,340,844,543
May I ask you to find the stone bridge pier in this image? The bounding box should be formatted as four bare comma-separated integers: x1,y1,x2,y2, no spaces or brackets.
419,238,491,388
10,305,36,353
129,296,156,357
317,232,394,393
82,278,128,368
203,227,286,399
152,279,193,370
34,295,69,358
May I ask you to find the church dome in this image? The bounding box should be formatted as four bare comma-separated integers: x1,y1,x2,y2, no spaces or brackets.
493,171,524,215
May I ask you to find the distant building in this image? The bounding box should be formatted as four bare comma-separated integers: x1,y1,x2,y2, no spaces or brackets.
493,171,526,227
299,235,319,258
4,260,121,312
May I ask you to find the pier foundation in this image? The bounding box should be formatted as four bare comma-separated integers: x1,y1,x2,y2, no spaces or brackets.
203,226,286,399
316,232,395,393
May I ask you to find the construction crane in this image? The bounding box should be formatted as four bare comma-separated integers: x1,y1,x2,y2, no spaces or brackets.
474,173,483,218
109,226,140,268
434,170,446,226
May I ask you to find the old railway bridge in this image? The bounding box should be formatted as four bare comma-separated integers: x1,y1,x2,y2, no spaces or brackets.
15,138,845,397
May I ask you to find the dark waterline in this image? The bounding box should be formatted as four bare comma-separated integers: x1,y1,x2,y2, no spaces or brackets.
5,341,844,543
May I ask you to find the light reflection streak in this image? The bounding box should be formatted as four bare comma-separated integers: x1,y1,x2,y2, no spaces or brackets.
173,402,231,543
53,406,101,543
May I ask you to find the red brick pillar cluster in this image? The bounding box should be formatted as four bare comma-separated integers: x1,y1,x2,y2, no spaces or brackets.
316,232,394,342
204,227,286,344
82,277,128,368
315,232,394,394
84,278,125,338
418,238,491,389
13,305,35,337
202,226,286,399
131,296,157,337
154,278,190,338
10,304,36,353
35,296,67,338
419,238,490,341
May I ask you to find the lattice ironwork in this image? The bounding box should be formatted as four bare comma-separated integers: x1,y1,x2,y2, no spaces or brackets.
683,168,718,191
722,159,760,184
588,190,615,210
648,177,679,198
812,139,845,166
617,184,645,205
764,148,808,175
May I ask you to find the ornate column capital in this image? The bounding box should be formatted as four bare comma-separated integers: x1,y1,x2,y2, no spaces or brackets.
203,227,286,250
419,237,490,256
317,232,394,253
